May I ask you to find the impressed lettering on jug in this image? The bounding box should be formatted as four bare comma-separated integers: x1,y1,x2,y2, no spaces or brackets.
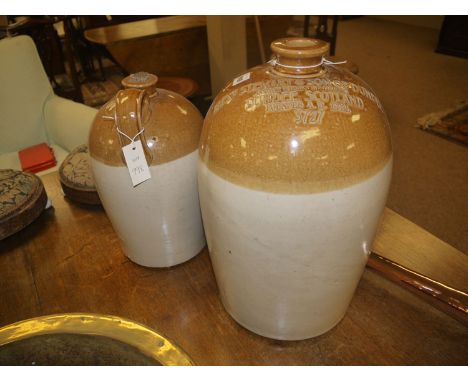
213,77,383,126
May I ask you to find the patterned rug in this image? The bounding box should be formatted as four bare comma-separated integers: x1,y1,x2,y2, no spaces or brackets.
81,78,122,108
416,101,468,146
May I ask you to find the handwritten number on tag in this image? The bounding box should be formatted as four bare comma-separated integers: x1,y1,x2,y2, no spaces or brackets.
122,140,151,187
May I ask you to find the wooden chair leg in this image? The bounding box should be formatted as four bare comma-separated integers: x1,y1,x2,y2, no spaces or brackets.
63,19,83,103
330,16,339,55
254,16,266,63
303,15,310,37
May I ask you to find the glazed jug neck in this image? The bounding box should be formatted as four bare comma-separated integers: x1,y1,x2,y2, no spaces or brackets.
270,37,330,76
121,72,158,95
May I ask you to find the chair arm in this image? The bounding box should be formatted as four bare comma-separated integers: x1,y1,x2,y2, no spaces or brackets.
44,95,97,152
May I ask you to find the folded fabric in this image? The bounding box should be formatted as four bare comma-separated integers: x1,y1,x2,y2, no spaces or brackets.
18,143,56,173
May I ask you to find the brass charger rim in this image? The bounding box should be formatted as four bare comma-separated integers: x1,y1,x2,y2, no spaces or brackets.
0,313,194,366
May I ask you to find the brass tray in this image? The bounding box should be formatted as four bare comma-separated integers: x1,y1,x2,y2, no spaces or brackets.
0,313,193,366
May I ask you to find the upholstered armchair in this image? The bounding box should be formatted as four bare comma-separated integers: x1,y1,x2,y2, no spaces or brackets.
0,35,97,175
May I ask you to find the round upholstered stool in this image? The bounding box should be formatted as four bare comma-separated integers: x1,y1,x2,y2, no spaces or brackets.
0,169,48,240
59,145,101,205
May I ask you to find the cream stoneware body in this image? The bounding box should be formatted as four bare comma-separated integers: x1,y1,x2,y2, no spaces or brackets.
198,38,393,340
89,72,205,267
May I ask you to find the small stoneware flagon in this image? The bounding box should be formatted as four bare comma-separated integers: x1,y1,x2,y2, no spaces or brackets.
89,72,205,267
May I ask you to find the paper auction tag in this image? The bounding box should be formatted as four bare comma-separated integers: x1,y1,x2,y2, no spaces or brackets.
232,72,251,86
122,140,151,187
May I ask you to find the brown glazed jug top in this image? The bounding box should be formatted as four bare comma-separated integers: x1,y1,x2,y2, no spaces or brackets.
270,38,329,76
89,72,203,167
199,37,392,194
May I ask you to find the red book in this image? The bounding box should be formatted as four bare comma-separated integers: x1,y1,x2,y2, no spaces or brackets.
18,143,56,174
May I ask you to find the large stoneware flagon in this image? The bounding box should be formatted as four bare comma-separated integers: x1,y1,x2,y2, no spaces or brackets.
198,38,393,340
89,72,205,267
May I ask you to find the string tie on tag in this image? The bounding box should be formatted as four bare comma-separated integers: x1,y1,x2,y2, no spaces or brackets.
268,56,347,69
103,109,146,151
116,127,145,150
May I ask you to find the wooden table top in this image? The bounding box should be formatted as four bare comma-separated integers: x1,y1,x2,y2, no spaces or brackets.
0,172,466,365
84,16,207,45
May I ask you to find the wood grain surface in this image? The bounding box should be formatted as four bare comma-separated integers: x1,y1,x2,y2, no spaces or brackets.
0,172,466,365
84,16,211,96
84,16,207,45
106,27,211,96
